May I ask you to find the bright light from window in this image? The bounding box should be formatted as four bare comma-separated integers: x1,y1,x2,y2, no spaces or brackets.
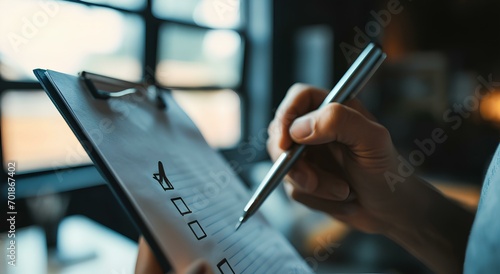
172,89,241,148
153,0,240,29
193,0,240,28
157,24,242,87
84,0,146,11
480,91,500,124
203,30,240,59
0,0,143,81
2,91,91,172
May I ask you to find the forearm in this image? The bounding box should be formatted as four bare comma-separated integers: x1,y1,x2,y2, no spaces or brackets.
385,176,475,274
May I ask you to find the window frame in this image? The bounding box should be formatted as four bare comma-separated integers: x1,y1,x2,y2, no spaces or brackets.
0,0,274,196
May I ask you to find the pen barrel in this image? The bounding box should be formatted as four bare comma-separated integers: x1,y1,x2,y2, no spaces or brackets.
244,144,307,216
240,42,386,224
321,43,386,106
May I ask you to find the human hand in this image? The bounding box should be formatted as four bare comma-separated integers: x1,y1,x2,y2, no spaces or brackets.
267,83,437,234
268,83,476,274
135,237,213,274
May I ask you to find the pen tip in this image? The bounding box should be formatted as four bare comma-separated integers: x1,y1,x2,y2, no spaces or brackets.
235,216,244,231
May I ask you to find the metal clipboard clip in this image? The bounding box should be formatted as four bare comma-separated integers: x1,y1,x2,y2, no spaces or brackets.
79,71,168,109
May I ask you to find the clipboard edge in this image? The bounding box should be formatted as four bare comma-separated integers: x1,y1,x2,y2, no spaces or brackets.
32,68,172,272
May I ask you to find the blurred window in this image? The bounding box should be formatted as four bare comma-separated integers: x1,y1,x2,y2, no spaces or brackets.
172,90,241,148
84,0,146,11
153,0,241,29
0,0,144,81
0,0,245,173
157,24,243,87
1,91,92,172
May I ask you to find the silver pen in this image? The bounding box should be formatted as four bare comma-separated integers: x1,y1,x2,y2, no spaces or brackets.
235,42,387,230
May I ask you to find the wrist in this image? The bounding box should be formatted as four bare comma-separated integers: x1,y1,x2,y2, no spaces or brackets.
383,176,474,274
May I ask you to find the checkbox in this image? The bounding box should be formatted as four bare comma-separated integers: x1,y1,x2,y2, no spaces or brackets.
188,220,207,240
217,258,235,274
171,197,192,216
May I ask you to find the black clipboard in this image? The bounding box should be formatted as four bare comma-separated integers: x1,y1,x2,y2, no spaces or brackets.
34,68,172,270
33,68,313,274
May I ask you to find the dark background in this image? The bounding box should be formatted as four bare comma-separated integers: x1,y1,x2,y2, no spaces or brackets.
2,0,500,273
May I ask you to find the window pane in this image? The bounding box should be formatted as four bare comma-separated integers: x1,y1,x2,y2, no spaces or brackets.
157,24,243,87
1,89,240,172
153,0,241,29
84,0,146,11
0,0,144,81
172,89,241,147
2,91,91,173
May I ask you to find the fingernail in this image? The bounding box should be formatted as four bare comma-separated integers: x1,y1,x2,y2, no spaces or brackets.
290,170,309,191
290,117,313,139
332,183,350,200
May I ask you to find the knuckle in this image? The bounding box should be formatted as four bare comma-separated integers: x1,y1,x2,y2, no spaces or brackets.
281,107,299,126
376,124,390,138
325,103,349,128
290,188,303,201
373,123,392,144
287,83,325,100
275,106,298,127
287,82,308,96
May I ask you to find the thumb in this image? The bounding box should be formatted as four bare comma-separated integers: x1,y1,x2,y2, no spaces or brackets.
289,103,390,154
